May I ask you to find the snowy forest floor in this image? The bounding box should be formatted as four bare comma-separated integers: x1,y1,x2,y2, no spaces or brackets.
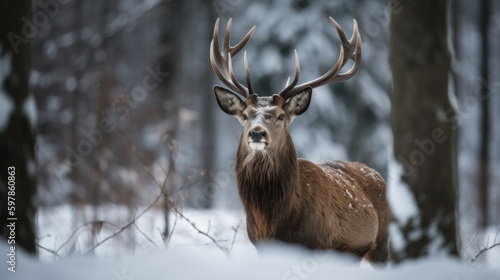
1,204,499,279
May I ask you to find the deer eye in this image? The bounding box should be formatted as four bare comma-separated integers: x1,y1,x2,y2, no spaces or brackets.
242,114,248,121
277,114,285,121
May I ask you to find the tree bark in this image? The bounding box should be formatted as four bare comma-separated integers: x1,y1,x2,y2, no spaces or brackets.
158,0,184,238
0,0,37,254
389,0,459,261
477,0,491,230
197,3,217,209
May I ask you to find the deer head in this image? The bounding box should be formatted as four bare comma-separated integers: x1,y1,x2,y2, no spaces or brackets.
210,17,362,153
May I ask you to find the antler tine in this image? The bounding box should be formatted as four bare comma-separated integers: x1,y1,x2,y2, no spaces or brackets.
282,46,345,99
330,17,356,65
277,50,301,98
279,18,362,99
210,17,256,98
212,18,226,73
228,54,249,95
223,18,232,53
244,52,255,95
322,19,362,83
231,25,256,56
210,41,241,93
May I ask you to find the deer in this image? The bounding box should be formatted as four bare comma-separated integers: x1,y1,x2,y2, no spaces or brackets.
210,17,391,264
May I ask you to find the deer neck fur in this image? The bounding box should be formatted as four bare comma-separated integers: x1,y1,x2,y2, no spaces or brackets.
235,131,299,235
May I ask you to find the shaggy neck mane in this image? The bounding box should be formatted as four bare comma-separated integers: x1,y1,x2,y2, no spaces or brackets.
235,132,299,219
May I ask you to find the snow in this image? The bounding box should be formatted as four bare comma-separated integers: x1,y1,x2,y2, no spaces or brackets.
388,155,420,253
23,94,38,130
0,206,500,280
292,126,349,163
2,235,499,280
18,235,500,279
388,158,419,225
389,223,405,252
0,50,38,131
65,77,77,92
345,189,354,199
46,95,62,111
359,72,391,119
36,205,253,260
27,159,36,177
58,32,77,47
259,47,283,75
15,204,497,279
447,72,459,112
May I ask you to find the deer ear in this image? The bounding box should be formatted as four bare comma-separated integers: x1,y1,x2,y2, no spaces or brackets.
214,86,246,116
285,87,312,117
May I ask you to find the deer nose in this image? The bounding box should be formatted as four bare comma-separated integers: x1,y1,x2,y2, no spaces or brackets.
249,129,265,142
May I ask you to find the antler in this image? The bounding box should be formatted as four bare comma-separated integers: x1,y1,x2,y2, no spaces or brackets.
210,18,256,98
277,17,362,100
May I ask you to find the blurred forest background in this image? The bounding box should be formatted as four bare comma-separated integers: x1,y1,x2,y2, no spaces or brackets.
1,0,499,265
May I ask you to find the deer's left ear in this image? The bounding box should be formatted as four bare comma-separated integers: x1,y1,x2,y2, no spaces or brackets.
285,87,312,117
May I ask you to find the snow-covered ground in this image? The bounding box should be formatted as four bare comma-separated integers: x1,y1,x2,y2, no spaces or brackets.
2,238,500,280
1,204,499,279
36,205,255,261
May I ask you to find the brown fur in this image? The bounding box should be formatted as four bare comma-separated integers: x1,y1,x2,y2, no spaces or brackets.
235,130,390,262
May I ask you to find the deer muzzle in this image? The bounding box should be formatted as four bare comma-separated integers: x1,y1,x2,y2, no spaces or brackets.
248,126,268,150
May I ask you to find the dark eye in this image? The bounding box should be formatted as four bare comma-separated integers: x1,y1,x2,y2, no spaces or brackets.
277,114,285,121
242,114,248,121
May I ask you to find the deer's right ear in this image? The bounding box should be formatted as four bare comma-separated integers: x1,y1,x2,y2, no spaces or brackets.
214,86,246,116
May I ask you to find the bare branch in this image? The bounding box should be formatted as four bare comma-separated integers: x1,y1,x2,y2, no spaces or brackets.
55,220,118,254
169,204,229,256
229,218,243,252
83,191,163,255
462,230,479,256
471,241,500,263
36,243,62,258
164,211,179,245
471,228,500,263
133,222,160,249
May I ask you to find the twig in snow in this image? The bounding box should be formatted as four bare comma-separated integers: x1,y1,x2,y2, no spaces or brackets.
169,204,229,256
471,242,500,263
37,220,118,258
462,230,478,256
229,218,243,252
164,211,179,245
133,222,160,249
36,243,62,258
471,227,500,263
83,192,163,255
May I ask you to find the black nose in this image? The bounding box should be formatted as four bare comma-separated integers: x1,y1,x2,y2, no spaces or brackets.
249,130,265,142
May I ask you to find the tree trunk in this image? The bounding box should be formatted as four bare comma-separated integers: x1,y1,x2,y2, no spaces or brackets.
0,0,37,254
158,0,184,238
68,0,84,206
197,3,217,209
477,0,491,230
389,0,459,261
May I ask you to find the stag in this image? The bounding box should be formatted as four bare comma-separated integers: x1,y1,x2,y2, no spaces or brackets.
210,17,390,263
